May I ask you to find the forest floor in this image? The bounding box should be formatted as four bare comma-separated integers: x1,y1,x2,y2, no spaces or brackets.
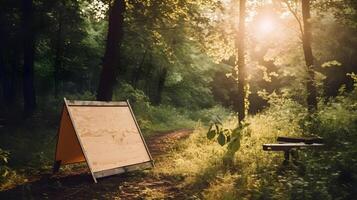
0,129,193,200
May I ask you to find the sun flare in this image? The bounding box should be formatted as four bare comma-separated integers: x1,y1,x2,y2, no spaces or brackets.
258,18,275,34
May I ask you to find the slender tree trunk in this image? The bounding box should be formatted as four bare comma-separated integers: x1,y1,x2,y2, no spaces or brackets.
144,55,154,96
8,51,18,104
154,67,167,105
0,59,4,107
54,10,63,98
0,21,4,105
22,0,36,117
302,0,317,112
236,0,247,125
1,65,14,105
132,49,148,89
97,0,125,101
0,52,17,106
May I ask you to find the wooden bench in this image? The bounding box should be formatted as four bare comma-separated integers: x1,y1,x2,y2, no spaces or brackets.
263,136,324,164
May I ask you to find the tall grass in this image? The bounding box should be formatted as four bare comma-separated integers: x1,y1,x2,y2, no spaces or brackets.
153,87,357,199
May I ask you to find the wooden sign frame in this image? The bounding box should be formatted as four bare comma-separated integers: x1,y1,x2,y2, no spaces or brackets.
53,98,154,183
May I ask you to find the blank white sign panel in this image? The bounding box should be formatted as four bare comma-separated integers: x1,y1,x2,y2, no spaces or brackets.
67,105,151,172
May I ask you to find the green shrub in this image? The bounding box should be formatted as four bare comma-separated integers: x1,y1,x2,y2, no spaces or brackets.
293,76,357,200
0,148,10,183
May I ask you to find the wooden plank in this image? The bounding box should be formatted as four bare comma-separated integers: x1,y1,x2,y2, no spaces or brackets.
66,100,127,106
64,98,98,183
93,161,153,179
263,143,324,151
277,136,323,144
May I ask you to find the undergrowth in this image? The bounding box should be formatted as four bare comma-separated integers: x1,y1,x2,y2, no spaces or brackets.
1,81,356,199
0,84,229,191
153,81,357,199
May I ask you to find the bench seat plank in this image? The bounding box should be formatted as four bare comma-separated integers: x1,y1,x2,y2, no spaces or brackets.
263,143,324,151
277,136,323,144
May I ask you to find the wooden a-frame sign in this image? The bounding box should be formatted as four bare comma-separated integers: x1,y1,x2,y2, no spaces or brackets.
53,98,154,183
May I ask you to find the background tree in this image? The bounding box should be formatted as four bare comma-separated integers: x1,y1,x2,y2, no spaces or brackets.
22,0,36,117
236,0,247,124
302,0,317,112
97,0,125,101
0,0,355,121
283,0,317,112
0,2,19,106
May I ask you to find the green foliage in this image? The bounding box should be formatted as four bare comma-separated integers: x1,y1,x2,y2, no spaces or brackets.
0,149,10,181
113,83,193,133
206,116,248,150
0,148,25,191
321,60,342,68
156,81,357,199
111,83,231,134
114,83,150,104
1,0,357,198
291,76,357,199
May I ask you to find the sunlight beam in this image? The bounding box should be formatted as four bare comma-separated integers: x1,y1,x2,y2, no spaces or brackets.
258,18,275,34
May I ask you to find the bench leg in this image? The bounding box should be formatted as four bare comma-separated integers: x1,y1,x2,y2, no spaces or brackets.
291,149,299,163
283,150,290,165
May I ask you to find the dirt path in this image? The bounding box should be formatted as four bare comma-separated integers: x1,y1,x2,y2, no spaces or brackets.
0,129,192,200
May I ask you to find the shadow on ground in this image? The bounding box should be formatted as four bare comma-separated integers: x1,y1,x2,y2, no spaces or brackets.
0,129,193,200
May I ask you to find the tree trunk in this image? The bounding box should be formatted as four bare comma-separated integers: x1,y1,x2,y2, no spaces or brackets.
144,55,154,96
302,0,317,112
153,67,167,105
131,49,147,89
54,9,63,98
0,20,4,105
22,0,36,117
0,42,17,106
1,64,16,106
8,51,18,104
236,0,247,125
97,0,125,101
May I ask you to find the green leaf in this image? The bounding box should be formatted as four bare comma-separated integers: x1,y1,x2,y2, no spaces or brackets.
207,130,216,140
228,137,241,152
217,133,226,146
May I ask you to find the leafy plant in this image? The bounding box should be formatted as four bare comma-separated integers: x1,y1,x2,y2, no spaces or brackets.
207,116,229,146
0,148,10,181
206,116,248,150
